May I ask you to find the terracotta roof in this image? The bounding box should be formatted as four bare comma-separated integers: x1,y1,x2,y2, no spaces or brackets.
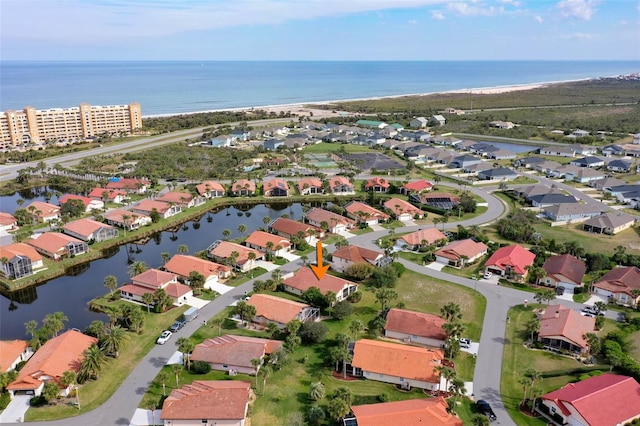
63,218,115,238
283,267,357,295
541,374,640,426
297,177,323,192
164,255,231,279
399,228,446,246
244,231,291,250
484,244,536,275
231,179,256,193
352,339,444,384
329,176,353,189
247,294,311,325
345,201,390,220
401,180,433,192
305,208,355,227
133,199,173,214
209,241,262,265
163,282,192,299
28,232,85,254
365,176,390,189
0,340,29,372
383,198,423,216
593,266,640,295
538,305,595,349
119,283,154,297
332,245,384,264
270,217,321,237
8,330,96,391
434,239,488,261
24,201,60,216
88,187,126,200
0,212,17,226
161,380,251,421
385,309,447,341
132,269,177,288
59,194,93,208
352,397,462,426
263,178,289,192
156,191,194,205
104,209,149,224
191,335,283,368
0,243,42,263
105,178,150,190
542,254,586,285
196,181,225,195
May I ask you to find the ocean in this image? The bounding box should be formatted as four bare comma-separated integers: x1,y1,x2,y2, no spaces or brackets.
1,61,638,117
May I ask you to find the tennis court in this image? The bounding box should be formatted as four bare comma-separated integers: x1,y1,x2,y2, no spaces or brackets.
304,153,338,168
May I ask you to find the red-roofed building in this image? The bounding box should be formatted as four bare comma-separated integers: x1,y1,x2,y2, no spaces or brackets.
207,240,264,272
132,199,180,219
247,293,319,328
384,308,447,347
196,180,226,198
434,239,489,268
156,191,202,208
282,267,359,302
23,201,60,223
484,244,536,282
0,212,18,231
59,194,104,212
244,230,292,257
331,245,390,273
344,201,390,225
231,179,256,196
104,209,152,230
88,187,127,203
537,374,640,426
0,340,33,372
7,330,97,399
161,380,252,425
191,335,283,375
539,254,586,292
399,179,433,195
592,266,640,307
297,177,323,195
383,198,424,221
0,243,44,279
349,339,444,391
63,218,118,242
263,178,290,197
105,178,151,194
305,207,355,234
27,232,88,260
329,176,355,195
269,217,323,242
164,254,232,288
119,269,192,307
364,176,390,193
396,228,447,251
348,397,462,426
537,305,595,355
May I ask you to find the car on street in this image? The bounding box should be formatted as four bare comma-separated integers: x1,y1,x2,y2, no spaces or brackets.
476,399,497,421
156,330,173,345
582,307,604,316
169,320,185,333
483,271,492,279
460,338,471,348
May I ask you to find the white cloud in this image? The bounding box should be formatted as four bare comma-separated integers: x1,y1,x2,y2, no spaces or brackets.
564,32,594,39
431,11,445,20
534,15,544,23
408,19,418,24
499,0,522,6
447,2,505,16
556,0,598,20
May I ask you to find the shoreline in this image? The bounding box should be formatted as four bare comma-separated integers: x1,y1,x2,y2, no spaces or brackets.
142,77,593,119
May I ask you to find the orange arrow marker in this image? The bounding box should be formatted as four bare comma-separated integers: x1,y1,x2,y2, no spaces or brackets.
310,241,329,280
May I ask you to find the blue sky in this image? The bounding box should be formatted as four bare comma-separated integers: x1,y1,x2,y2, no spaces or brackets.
1,0,638,60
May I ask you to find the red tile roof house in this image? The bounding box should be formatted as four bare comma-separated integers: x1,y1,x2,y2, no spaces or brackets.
538,254,587,293
7,329,97,399
395,228,447,251
244,230,292,257
282,267,359,302
196,180,226,198
161,380,252,426
537,305,595,355
247,293,319,328
207,240,264,272
329,176,355,195
156,191,204,208
105,178,151,194
88,187,127,204
0,340,33,372
263,178,290,197
0,212,18,231
62,218,119,242
349,339,445,391
59,194,104,212
163,254,232,289
297,177,324,195
23,201,61,223
132,199,180,219
104,209,152,231
119,269,192,307
364,176,390,193
0,243,44,279
383,198,424,221
305,207,356,234
231,179,256,196
484,244,536,282
537,374,640,426
434,238,489,268
344,201,390,226
28,232,88,261
191,334,283,375
384,308,448,348
331,245,391,274
399,179,433,195
268,217,324,242
592,266,640,307
347,397,463,426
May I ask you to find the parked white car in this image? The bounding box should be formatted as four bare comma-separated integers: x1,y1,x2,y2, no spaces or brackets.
156,330,172,345
483,271,493,279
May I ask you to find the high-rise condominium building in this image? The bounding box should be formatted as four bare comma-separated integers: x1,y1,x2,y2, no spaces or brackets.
0,103,142,149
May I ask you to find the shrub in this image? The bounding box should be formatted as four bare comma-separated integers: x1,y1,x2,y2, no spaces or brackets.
574,286,584,294
191,360,212,374
299,322,329,344
0,392,11,411
378,393,389,402
331,301,353,320
347,291,362,303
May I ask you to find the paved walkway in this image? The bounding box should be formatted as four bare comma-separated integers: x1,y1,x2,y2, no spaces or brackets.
0,395,30,423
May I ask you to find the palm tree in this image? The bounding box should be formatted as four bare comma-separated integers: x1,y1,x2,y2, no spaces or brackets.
238,224,247,237
24,320,38,341
309,381,326,401
171,364,183,387
43,311,69,337
375,288,398,311
448,377,466,410
440,302,462,322
526,316,540,341
518,376,530,406
141,292,154,313
327,398,350,422
266,322,279,339
349,319,365,340
156,370,169,396
79,344,107,382
101,324,130,358
60,370,79,408
161,252,170,264
222,229,231,240
263,216,271,226
436,365,456,392
128,260,149,277
261,365,273,395
177,244,189,255
251,358,262,386
104,275,118,297
176,337,195,370
525,368,541,402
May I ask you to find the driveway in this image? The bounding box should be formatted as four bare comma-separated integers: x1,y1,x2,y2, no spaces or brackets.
280,251,300,261
254,260,279,272
425,261,446,271
0,395,31,423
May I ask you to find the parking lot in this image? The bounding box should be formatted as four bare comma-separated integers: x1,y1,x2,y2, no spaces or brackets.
341,152,405,171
